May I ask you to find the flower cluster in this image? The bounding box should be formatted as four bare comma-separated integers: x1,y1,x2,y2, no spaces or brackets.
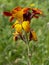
3,6,43,42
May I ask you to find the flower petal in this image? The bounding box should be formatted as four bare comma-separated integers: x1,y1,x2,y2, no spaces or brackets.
12,10,23,22
33,15,39,18
32,8,42,14
9,16,14,22
29,30,37,41
15,24,22,33
12,7,22,14
13,31,19,41
3,12,12,16
23,8,30,14
22,21,30,32
12,20,19,28
13,20,22,33
13,6,22,11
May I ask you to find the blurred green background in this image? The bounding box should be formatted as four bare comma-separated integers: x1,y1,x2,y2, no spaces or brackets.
0,0,49,65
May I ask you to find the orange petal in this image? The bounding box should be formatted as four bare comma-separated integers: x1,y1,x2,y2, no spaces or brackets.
14,6,22,11
12,6,22,13
12,10,23,22
9,16,14,22
29,30,37,41
35,10,42,14
3,12,12,16
33,15,39,18
32,8,42,14
23,8,30,14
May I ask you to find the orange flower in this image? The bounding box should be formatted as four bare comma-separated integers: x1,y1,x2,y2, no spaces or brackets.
3,7,30,22
3,6,43,42
3,7,23,22
3,7,43,22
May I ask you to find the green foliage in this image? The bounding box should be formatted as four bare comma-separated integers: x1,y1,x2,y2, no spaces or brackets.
0,0,49,65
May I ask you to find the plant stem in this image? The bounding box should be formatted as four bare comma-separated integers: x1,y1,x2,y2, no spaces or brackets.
26,33,31,65
27,44,31,65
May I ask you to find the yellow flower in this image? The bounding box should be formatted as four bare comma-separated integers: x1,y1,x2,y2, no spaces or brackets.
13,20,22,33
15,24,22,33
22,21,30,32
12,20,30,33
12,20,19,28
30,3,35,7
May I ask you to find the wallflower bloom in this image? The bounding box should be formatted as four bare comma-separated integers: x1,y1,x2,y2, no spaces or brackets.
3,7,42,22
3,6,43,41
3,7,30,22
3,6,44,65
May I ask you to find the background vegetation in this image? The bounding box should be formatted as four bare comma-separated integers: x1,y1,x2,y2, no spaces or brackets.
0,0,49,65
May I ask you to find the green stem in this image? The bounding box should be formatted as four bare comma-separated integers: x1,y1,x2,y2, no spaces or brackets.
27,44,31,65
26,33,31,65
